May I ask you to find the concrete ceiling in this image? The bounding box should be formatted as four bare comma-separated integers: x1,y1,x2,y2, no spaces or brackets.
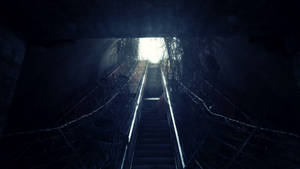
2,0,300,40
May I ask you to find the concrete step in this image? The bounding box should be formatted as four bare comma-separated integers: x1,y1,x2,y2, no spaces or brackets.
142,115,167,119
134,157,174,165
138,138,171,144
142,119,168,124
139,125,169,130
135,145,173,154
139,127,170,133
138,132,170,138
132,165,175,169
142,117,167,120
134,149,173,157
142,114,167,118
142,100,157,106
140,124,169,128
136,144,172,151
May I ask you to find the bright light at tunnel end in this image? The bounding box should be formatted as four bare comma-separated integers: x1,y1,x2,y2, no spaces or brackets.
138,38,167,63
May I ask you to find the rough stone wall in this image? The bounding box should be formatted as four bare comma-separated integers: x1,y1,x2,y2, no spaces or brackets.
179,35,299,133
285,36,300,89
0,27,25,135
6,38,138,132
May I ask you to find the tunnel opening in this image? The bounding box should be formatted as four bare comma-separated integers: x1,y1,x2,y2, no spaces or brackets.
0,35,300,169
1,1,300,168
138,38,168,63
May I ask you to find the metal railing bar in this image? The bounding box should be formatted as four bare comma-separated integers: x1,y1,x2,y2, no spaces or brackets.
178,81,300,139
120,63,148,169
161,69,186,169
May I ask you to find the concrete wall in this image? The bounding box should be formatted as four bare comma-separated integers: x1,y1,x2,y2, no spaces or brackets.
0,27,25,135
179,35,299,133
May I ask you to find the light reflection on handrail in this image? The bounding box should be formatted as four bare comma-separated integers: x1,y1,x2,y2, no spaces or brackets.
128,65,148,142
161,69,186,169
120,63,148,169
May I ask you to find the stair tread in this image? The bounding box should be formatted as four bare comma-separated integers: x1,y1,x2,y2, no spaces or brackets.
142,122,168,126
139,127,169,131
142,117,165,119
132,164,175,169
138,134,170,139
138,138,171,142
134,157,174,165
141,124,169,128
135,144,172,151
134,150,173,157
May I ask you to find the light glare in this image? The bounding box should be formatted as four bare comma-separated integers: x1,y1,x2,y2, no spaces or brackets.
138,38,167,63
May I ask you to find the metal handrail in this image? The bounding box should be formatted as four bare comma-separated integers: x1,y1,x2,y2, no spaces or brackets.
3,62,139,138
161,68,186,169
178,81,300,138
186,75,253,123
175,80,300,169
58,62,137,122
119,63,148,169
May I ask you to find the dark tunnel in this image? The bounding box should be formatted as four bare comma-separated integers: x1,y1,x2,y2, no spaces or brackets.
0,1,300,169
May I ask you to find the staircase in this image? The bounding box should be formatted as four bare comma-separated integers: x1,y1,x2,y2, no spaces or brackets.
132,64,176,169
